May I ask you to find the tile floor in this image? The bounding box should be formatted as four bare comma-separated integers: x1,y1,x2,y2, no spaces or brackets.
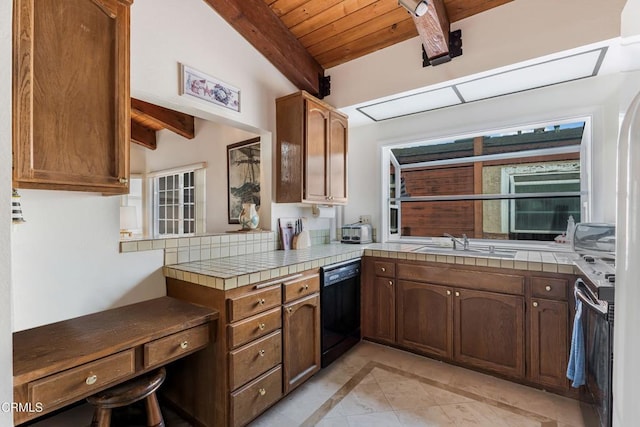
26,341,598,427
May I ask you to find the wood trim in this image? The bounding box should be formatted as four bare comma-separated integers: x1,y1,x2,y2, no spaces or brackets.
473,136,483,238
202,0,324,95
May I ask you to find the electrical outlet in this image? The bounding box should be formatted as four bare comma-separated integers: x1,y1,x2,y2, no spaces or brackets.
359,215,371,224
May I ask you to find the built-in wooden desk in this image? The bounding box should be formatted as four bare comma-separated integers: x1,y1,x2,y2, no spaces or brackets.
12,296,218,425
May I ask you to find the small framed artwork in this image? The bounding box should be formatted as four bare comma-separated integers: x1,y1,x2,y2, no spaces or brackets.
179,63,240,112
227,137,261,224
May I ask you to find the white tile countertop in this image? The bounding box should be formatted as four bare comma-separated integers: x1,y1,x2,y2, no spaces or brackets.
163,242,581,291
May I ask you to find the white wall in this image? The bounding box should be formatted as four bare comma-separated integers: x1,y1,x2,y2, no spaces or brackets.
344,73,622,231
324,0,626,109
0,0,13,422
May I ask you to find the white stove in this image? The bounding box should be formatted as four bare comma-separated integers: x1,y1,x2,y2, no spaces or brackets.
574,254,615,303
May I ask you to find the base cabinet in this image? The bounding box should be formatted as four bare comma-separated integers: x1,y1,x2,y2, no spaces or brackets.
283,293,321,394
363,257,572,392
454,288,525,378
362,261,396,344
397,280,452,358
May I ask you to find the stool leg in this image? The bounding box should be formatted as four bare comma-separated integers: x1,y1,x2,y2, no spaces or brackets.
144,392,165,427
92,407,111,427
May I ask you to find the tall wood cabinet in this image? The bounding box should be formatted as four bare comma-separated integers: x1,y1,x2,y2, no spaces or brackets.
13,0,131,194
275,91,348,205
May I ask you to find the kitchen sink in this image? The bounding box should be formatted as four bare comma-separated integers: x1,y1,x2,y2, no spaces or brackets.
413,245,518,259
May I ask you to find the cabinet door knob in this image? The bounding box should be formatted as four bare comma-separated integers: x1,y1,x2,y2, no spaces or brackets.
258,349,265,357
446,290,451,296
381,267,386,272
258,298,265,305
545,285,552,291
180,340,189,349
455,291,460,297
85,374,98,385
388,280,393,286
287,307,293,313
533,301,539,307
118,177,128,184
258,388,266,396
302,284,309,290
258,323,266,330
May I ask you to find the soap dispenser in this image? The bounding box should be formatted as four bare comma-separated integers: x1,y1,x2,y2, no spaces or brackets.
566,215,576,242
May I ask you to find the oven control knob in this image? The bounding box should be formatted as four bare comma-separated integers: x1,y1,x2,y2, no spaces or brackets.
608,275,616,283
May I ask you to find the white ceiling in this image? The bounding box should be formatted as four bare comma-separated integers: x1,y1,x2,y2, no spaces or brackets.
341,37,639,127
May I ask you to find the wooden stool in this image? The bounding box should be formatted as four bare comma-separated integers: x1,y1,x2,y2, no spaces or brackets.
87,367,166,427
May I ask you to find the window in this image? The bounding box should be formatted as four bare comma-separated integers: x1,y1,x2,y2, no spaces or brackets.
150,163,206,237
383,120,588,242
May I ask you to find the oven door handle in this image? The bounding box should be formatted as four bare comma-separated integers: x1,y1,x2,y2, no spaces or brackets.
574,280,608,315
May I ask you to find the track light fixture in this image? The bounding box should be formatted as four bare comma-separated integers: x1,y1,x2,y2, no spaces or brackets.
398,0,428,17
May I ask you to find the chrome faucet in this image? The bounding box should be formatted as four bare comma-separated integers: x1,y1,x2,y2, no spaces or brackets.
444,233,469,250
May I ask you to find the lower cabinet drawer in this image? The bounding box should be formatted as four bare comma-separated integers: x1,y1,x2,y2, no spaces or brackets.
144,324,209,369
230,365,283,427
229,330,282,390
28,350,135,409
228,307,281,349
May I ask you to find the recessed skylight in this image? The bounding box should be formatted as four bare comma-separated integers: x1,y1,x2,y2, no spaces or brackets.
354,47,607,123
357,86,462,121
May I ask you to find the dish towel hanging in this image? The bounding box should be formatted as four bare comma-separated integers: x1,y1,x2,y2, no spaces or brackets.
567,292,586,387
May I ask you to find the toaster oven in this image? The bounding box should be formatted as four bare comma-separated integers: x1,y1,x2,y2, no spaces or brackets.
341,222,372,244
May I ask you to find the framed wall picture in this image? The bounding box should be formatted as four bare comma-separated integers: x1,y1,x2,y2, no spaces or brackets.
179,63,240,112
227,137,261,224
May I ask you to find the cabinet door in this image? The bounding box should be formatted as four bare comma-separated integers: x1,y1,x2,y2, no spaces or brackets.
304,99,329,203
362,276,396,344
397,281,453,358
328,111,348,204
529,298,569,389
282,293,320,394
454,289,525,378
13,0,130,194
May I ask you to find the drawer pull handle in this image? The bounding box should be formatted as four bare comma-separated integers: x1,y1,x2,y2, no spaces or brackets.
446,290,451,296
545,285,552,291
85,374,98,386
388,280,393,286
180,341,189,349
258,299,265,305
455,291,460,297
381,267,386,272
258,349,265,357
259,388,266,396
533,301,539,307
258,323,266,330
302,284,309,290
287,307,293,313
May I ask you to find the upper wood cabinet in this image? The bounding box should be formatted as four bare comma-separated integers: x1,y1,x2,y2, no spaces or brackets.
275,91,348,205
13,0,132,194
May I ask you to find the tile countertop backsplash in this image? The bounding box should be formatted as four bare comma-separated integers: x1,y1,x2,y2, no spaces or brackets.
162,242,580,291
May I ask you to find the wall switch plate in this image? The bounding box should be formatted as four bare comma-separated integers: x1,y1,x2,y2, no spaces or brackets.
359,215,371,224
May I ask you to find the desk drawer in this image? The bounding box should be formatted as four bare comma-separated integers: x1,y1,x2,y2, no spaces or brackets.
144,324,209,369
228,307,281,349
230,365,282,427
283,274,320,303
227,285,281,323
28,350,135,409
229,330,282,390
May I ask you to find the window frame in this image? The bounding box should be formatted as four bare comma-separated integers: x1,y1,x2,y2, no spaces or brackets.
380,116,592,244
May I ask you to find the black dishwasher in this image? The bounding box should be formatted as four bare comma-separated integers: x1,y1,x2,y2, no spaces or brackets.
320,259,361,367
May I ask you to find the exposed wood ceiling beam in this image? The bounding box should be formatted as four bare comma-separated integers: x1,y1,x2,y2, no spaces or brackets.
131,120,157,150
202,0,325,96
413,0,451,64
131,98,195,140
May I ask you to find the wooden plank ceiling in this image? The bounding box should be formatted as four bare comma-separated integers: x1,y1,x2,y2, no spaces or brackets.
264,0,512,69
203,0,512,95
